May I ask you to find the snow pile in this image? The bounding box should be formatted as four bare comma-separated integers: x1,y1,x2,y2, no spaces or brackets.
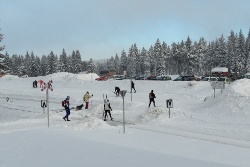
71,116,112,130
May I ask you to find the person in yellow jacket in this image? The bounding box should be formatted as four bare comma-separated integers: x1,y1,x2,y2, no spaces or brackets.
83,91,93,109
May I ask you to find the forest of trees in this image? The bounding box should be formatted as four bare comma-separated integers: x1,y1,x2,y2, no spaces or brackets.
1,28,250,78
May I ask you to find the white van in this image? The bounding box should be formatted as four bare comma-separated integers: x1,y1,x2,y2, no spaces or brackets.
112,75,126,80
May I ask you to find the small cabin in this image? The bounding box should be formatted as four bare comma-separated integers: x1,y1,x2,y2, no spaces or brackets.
211,67,229,77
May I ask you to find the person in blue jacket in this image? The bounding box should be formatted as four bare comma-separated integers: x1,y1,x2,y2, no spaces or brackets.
63,96,71,121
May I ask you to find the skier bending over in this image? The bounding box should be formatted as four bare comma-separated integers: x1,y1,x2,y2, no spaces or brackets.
104,99,113,121
115,87,120,96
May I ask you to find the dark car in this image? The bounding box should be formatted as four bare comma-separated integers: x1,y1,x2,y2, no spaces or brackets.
135,76,145,80
146,76,157,80
173,75,199,81
156,75,172,81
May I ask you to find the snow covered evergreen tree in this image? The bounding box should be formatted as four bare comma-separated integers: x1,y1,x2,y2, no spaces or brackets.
227,31,237,76
184,36,196,75
237,30,246,74
29,52,39,77
245,29,250,73
0,30,8,74
120,50,128,75
2,52,11,74
59,49,68,72
35,56,41,76
74,50,82,74
23,52,31,76
114,54,121,74
40,55,48,76
128,44,138,77
153,39,165,75
87,58,95,73
215,35,227,67
47,51,57,74
193,37,207,75
140,47,149,76
10,55,19,75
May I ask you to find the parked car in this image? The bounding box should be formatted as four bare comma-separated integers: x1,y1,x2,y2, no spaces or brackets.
217,77,233,84
173,75,199,81
21,75,28,78
156,75,172,81
95,76,108,81
112,75,126,80
201,77,218,81
135,76,145,80
146,76,157,80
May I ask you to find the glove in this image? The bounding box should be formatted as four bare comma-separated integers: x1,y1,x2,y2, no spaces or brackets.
111,109,112,111
92,94,93,96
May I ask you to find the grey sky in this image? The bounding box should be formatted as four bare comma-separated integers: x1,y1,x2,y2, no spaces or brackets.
1,0,250,60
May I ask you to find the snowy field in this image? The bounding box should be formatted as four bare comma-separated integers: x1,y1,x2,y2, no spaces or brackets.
1,72,250,167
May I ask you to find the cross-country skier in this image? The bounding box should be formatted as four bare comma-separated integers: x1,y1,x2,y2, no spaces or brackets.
148,90,156,107
33,80,38,88
83,91,93,109
104,99,113,121
115,87,120,96
131,81,136,93
63,96,71,121
39,80,43,88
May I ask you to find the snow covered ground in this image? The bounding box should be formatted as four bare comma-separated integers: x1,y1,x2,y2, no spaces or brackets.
1,72,250,167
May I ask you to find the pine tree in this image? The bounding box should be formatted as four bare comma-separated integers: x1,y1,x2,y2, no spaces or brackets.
29,52,38,77
216,35,227,67
40,55,48,76
227,31,237,76
59,49,68,72
140,47,149,76
120,50,128,75
10,55,19,75
0,29,6,74
47,51,57,74
194,37,207,75
2,52,11,74
148,45,155,75
114,54,120,74
237,29,246,74
35,56,41,76
87,58,95,73
153,39,165,75
245,29,250,74
128,44,137,77
24,52,31,76
184,36,196,75
74,50,82,74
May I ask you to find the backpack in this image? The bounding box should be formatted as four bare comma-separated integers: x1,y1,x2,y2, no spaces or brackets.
62,100,66,107
149,93,153,99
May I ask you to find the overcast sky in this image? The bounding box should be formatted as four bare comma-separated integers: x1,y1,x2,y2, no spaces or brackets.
1,0,250,60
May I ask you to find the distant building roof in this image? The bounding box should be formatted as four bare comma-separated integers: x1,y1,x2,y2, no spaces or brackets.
244,73,250,76
211,67,228,72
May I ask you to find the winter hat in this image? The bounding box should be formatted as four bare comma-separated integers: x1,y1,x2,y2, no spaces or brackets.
67,96,70,99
